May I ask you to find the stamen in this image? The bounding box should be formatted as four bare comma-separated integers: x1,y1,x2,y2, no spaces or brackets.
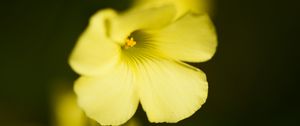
124,37,136,49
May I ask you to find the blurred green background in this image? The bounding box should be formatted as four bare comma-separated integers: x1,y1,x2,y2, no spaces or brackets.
0,0,299,126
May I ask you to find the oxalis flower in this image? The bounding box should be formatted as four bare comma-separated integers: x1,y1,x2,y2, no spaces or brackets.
69,5,217,125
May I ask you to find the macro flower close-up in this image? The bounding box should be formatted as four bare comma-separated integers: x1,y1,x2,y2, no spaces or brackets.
69,4,217,126
1,0,298,126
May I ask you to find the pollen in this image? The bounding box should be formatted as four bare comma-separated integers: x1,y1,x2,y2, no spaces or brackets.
124,37,136,49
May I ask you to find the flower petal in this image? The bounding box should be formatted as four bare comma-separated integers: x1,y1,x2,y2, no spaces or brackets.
133,0,209,18
110,5,176,44
136,58,208,123
149,13,217,62
74,62,139,125
69,9,121,76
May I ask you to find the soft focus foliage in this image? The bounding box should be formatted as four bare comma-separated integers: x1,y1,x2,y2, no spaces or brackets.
51,87,86,126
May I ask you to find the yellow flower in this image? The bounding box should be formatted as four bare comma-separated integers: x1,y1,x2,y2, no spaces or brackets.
69,5,217,126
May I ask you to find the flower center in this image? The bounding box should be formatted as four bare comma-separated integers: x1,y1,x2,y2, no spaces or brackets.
124,37,136,49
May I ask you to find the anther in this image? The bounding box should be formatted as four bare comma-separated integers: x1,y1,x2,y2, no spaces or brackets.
124,37,136,49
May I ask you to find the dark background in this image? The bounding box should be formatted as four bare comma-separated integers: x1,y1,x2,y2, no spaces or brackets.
0,0,299,126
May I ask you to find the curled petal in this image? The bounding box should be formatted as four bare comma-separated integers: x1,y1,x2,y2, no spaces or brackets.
136,58,208,123
74,62,139,125
110,5,176,44
69,9,121,76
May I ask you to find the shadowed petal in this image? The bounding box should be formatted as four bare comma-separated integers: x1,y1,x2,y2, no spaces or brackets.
133,0,209,18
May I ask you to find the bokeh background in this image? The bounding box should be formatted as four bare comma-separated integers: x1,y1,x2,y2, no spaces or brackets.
0,0,299,126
